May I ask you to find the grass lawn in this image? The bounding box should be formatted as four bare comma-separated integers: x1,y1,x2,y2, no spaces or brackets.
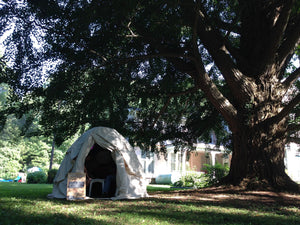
0,183,299,225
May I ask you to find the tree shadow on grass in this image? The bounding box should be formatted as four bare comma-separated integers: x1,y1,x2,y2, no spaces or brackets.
1,183,299,225
0,207,111,225
149,186,300,208
54,196,300,224
117,204,299,225
1,197,299,225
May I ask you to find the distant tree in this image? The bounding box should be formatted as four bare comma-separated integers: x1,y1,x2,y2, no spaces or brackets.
0,146,21,179
0,1,299,191
0,83,22,145
19,137,50,170
0,85,65,172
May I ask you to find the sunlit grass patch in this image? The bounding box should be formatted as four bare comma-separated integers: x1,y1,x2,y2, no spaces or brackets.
0,183,299,225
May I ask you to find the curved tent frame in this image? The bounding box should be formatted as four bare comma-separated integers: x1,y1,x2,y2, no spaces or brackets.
48,127,148,199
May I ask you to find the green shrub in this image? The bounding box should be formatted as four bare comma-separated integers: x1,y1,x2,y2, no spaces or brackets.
173,172,208,189
27,171,47,184
203,163,229,185
47,169,58,184
0,147,22,179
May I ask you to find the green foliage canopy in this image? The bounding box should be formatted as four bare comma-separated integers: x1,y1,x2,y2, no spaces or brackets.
0,0,299,190
0,0,231,148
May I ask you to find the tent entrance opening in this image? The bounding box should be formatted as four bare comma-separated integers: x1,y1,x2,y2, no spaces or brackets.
84,144,116,198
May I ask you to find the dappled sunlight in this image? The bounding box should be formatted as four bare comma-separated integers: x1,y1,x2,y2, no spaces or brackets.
1,183,300,224
3,196,298,225
147,186,300,209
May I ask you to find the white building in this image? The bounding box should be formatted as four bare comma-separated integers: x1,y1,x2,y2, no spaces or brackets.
135,143,230,184
136,142,300,184
285,142,300,183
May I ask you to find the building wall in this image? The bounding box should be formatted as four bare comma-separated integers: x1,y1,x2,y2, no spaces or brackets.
285,143,300,182
153,152,169,176
136,144,231,179
188,151,210,172
216,153,232,167
187,151,231,172
136,143,298,184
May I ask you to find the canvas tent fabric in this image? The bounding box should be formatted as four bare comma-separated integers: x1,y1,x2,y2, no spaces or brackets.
47,126,148,199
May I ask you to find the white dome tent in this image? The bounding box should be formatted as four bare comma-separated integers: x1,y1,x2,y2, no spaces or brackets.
47,127,148,200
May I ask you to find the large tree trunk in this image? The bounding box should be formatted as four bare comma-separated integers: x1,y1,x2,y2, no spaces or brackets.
187,0,300,192
224,112,299,191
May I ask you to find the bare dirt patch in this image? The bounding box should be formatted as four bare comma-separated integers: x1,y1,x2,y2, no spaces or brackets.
149,186,300,208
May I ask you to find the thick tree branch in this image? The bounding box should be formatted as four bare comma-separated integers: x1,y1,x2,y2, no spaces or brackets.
195,4,256,105
196,69,239,132
225,41,253,75
178,9,238,132
238,1,297,77
167,52,238,129
267,93,300,125
264,0,294,64
288,123,300,134
288,137,300,144
278,14,300,66
282,67,300,88
166,49,239,131
278,53,294,80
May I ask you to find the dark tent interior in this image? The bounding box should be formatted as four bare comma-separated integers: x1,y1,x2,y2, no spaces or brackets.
84,144,116,197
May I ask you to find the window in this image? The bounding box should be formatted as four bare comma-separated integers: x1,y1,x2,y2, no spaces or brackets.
178,152,182,171
170,152,184,172
141,150,154,174
171,153,176,171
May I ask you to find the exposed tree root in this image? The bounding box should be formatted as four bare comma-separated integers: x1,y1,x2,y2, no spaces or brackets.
220,175,300,193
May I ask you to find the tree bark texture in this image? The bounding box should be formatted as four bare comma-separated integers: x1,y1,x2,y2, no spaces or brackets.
222,87,299,191
225,121,298,191
189,1,300,191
